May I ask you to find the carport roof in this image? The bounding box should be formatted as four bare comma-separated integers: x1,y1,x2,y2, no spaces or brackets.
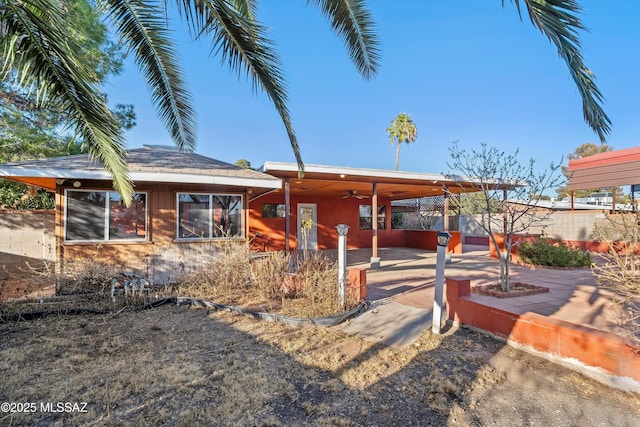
568,146,640,190
260,161,499,200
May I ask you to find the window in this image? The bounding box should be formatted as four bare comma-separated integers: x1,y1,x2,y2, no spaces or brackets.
262,203,286,218
359,205,386,230
178,193,242,239
65,190,147,241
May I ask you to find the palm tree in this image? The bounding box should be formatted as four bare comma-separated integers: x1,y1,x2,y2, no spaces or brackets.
1,0,611,202
387,113,417,171
1,0,380,203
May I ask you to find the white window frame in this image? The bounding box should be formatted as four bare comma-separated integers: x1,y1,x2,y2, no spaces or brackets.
176,192,244,241
64,189,148,242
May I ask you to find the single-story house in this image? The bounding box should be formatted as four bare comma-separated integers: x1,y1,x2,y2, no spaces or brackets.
0,145,281,284
0,147,490,282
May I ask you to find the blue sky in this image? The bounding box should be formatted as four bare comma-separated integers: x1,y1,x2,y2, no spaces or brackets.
106,0,640,181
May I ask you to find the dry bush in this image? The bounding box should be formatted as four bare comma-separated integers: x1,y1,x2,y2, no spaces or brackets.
591,212,640,342
176,243,357,317
250,251,291,299
281,252,359,318
58,258,119,295
178,239,253,300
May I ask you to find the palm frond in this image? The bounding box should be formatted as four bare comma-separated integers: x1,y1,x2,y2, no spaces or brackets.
104,0,197,152
306,0,380,80
2,0,132,202
176,0,303,174
507,0,611,142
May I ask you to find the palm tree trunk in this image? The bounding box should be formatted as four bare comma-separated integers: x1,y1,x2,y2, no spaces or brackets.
395,142,401,171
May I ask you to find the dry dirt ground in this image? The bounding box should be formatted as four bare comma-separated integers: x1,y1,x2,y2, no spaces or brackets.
0,304,639,427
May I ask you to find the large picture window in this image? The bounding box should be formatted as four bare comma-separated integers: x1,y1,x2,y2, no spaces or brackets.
65,190,147,241
178,193,243,239
359,205,386,230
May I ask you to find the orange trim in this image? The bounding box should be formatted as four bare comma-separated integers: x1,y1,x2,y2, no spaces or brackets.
569,146,640,171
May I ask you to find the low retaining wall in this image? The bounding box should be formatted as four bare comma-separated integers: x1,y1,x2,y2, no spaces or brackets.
446,277,640,383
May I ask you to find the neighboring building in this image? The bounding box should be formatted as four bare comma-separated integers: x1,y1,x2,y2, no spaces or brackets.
568,146,640,211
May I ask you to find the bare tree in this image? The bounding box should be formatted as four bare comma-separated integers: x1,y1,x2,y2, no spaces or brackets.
447,142,563,292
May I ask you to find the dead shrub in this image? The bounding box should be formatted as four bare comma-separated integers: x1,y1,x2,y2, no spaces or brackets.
58,258,119,295
175,244,358,317
250,251,291,300
591,212,640,342
281,252,359,318
178,238,253,300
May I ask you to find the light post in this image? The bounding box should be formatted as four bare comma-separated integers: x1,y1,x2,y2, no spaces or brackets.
336,224,350,309
432,231,451,334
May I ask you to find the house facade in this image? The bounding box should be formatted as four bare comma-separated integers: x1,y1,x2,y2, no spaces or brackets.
0,146,281,284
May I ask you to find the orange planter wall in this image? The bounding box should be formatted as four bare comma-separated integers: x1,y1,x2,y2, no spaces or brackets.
488,235,640,258
446,278,640,382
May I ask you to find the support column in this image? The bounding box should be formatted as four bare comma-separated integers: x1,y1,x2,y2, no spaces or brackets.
611,186,616,214
443,186,449,231
570,190,574,211
284,178,290,253
371,182,380,269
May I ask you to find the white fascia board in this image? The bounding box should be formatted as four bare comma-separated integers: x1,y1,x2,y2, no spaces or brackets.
0,167,111,180
0,167,282,189
261,161,448,182
130,172,282,189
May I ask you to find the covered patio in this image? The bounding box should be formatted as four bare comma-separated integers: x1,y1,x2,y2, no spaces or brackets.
251,162,493,267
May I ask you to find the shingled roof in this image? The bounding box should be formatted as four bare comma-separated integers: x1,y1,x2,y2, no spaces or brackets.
0,145,281,191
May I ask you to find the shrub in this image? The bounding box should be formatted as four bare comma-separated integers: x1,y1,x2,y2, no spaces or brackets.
516,238,592,268
178,242,358,317
591,213,640,344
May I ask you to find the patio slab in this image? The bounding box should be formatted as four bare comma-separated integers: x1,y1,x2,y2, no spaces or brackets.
334,246,634,347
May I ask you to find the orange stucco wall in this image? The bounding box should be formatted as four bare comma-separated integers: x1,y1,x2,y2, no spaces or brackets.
248,193,462,253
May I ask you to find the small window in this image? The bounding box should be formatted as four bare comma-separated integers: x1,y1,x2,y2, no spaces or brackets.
359,205,386,230
262,203,286,218
65,190,147,242
178,193,243,239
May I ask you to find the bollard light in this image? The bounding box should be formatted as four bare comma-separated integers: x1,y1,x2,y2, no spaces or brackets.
335,224,349,309
432,231,451,335
436,231,451,247
336,223,350,236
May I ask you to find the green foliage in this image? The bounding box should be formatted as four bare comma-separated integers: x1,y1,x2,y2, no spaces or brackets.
0,180,54,209
234,159,253,169
517,238,592,268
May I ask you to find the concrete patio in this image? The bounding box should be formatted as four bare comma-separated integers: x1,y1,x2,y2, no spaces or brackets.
327,246,634,347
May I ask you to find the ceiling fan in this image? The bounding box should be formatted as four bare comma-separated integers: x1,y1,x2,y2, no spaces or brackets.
342,190,369,199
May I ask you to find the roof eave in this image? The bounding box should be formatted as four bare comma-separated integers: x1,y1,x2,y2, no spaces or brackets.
0,168,282,190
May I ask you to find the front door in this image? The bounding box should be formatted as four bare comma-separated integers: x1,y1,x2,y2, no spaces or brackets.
297,203,318,251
